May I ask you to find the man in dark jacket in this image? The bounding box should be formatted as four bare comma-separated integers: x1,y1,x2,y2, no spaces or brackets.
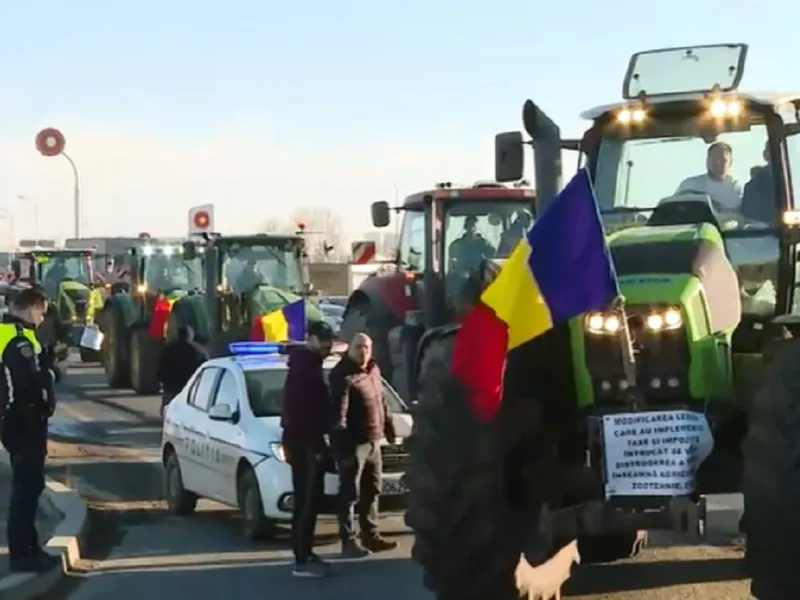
157,325,208,416
330,332,398,557
742,141,777,224
281,321,335,578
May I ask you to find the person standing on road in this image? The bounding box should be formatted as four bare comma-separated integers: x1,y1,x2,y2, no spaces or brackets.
0,287,60,573
157,325,208,417
281,321,336,578
329,332,398,558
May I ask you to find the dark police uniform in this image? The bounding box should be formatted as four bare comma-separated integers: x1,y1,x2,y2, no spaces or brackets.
0,314,57,565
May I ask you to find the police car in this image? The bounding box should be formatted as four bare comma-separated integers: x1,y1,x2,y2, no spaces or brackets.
160,341,412,540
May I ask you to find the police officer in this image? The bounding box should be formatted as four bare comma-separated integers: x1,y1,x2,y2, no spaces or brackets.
0,287,59,573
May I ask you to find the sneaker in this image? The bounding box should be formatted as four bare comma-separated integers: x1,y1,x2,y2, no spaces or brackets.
340,539,371,558
361,536,398,552
292,561,329,578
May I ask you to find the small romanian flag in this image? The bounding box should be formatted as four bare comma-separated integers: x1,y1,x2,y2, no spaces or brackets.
450,168,619,422
250,299,306,342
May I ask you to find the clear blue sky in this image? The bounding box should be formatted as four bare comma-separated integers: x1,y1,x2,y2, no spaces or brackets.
1,1,798,244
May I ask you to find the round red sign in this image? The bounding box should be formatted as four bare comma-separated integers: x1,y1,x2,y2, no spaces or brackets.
35,128,66,157
193,211,209,229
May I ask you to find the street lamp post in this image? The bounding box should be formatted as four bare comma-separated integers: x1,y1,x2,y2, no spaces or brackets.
34,128,82,239
0,209,15,249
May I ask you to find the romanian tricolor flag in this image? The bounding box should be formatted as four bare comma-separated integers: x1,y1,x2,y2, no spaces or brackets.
249,299,306,342
148,296,179,338
450,168,619,421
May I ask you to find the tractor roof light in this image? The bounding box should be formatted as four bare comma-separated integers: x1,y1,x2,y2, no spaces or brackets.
783,210,800,227
617,106,647,124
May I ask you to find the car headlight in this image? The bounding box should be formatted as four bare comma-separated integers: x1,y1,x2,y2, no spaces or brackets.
645,308,682,331
586,312,621,334
269,442,287,463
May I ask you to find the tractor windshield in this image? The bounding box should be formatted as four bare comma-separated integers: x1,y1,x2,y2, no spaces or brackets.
442,200,533,303
144,255,203,292
591,110,779,316
39,254,91,286
224,244,303,294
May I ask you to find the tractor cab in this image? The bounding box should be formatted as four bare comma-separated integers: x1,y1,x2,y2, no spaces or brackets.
364,182,535,400
371,182,535,326
189,233,322,354
496,43,800,354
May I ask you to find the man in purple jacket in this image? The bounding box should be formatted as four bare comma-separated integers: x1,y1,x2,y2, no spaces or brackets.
281,321,335,578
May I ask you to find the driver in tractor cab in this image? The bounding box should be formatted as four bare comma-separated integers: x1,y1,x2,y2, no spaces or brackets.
149,261,175,291
234,259,264,292
742,141,778,224
676,142,743,219
44,258,68,295
498,209,533,256
448,215,496,276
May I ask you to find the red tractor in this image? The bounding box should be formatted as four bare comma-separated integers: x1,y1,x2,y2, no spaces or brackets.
340,182,536,402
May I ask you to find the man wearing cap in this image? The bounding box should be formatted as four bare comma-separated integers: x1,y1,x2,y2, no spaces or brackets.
676,142,743,215
281,321,335,578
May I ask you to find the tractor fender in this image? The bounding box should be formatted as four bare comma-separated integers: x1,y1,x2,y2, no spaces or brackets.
414,324,460,381
347,273,414,325
167,295,209,342
104,292,139,329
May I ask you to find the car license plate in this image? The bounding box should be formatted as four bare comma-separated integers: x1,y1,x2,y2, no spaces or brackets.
381,478,407,496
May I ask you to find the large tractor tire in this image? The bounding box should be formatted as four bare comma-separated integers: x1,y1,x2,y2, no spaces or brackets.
742,337,800,599
101,306,130,388
130,328,162,395
405,334,579,600
79,346,101,363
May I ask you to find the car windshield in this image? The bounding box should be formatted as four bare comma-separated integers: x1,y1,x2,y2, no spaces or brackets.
224,244,303,293
245,365,407,417
39,254,91,284
144,255,203,290
592,111,780,316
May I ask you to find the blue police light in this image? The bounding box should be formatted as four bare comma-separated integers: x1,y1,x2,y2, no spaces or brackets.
228,342,283,355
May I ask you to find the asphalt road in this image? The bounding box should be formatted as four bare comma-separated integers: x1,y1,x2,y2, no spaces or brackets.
44,357,752,600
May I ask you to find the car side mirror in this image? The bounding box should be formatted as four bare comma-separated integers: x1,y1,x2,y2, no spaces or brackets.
208,403,235,421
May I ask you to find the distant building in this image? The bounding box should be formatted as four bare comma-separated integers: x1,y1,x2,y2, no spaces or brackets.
362,231,399,257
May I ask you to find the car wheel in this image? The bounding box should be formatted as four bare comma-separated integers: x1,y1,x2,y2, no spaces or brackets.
237,468,273,541
164,452,198,515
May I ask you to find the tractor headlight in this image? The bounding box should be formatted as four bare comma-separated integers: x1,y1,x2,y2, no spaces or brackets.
645,308,682,331
586,312,621,334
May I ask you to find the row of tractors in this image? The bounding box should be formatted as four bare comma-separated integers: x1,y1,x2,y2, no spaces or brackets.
339,44,800,598
91,232,325,394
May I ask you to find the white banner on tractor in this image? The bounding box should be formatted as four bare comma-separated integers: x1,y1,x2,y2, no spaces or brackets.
188,204,215,236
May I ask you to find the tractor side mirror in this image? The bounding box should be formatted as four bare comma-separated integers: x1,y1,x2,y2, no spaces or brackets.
371,201,391,228
11,260,20,279
495,131,525,182
182,241,197,260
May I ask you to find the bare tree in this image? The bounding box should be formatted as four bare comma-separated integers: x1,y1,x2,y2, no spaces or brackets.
290,207,343,261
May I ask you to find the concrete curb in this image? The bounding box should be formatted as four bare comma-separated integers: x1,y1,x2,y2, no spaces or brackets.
0,451,89,600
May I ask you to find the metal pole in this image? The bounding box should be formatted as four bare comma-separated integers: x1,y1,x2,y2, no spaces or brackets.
15,195,36,243
62,152,81,238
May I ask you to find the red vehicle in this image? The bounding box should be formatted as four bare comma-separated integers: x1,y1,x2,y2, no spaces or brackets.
340,182,535,402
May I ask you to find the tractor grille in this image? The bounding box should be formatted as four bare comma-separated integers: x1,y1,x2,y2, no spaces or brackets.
381,443,410,473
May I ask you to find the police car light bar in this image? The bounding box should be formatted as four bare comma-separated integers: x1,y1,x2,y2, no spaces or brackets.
228,342,283,355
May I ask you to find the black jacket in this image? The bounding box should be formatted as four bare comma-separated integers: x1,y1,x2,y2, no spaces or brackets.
281,346,330,452
0,315,56,452
157,339,208,394
742,166,777,223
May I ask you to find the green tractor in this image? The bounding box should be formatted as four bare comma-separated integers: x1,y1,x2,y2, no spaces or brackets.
8,248,105,362
404,43,800,599
99,241,205,393
188,233,324,356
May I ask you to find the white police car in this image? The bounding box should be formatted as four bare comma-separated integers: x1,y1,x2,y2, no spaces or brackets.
160,341,412,540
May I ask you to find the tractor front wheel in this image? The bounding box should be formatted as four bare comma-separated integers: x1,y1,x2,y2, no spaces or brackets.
405,335,579,600
130,329,161,395
743,337,800,599
102,307,130,388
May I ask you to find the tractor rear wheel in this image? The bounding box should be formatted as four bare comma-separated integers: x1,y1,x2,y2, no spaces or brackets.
102,307,130,388
405,335,579,600
743,337,800,599
130,329,161,395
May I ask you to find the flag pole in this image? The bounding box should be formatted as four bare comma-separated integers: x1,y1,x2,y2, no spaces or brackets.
612,296,640,408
